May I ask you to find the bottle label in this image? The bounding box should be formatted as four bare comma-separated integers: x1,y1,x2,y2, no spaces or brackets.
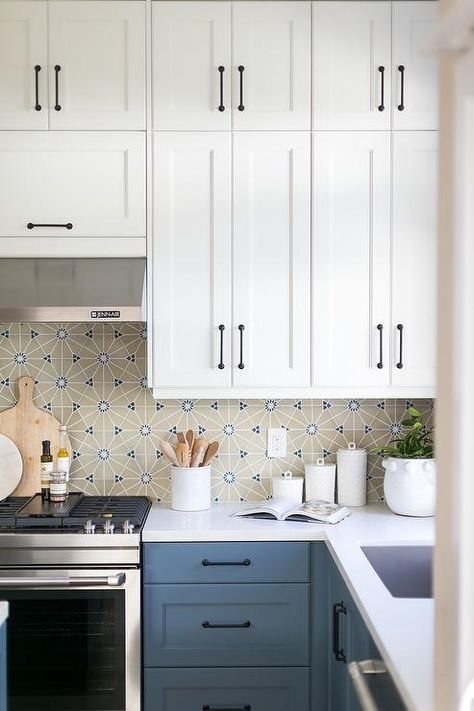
50,482,67,495
40,462,53,485
56,456,70,475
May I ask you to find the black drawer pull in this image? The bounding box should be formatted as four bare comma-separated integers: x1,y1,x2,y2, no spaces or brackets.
377,66,385,112
203,706,251,711
34,65,41,111
237,65,245,111
396,323,404,369
376,323,383,369
218,324,225,370
238,324,245,369
54,64,61,111
398,65,405,111
202,558,251,567
333,601,347,663
202,620,251,629
218,66,225,112
27,223,73,230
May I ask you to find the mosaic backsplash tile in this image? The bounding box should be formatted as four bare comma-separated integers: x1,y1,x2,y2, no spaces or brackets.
0,323,434,503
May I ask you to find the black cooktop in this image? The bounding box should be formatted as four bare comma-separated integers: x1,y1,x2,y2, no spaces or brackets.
0,494,151,531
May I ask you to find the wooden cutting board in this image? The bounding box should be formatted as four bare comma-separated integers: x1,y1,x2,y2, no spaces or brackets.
0,376,71,496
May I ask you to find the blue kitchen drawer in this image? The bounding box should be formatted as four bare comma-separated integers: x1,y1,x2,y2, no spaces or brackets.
144,583,310,667
144,667,310,711
143,542,310,584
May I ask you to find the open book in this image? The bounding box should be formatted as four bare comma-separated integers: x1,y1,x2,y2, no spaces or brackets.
232,499,351,525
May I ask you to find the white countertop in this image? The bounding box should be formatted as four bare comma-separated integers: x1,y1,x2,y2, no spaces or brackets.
143,503,435,711
0,601,8,628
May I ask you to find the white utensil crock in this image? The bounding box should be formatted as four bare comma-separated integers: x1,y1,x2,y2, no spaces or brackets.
171,465,211,511
336,442,367,506
383,458,436,517
271,475,303,505
305,459,336,503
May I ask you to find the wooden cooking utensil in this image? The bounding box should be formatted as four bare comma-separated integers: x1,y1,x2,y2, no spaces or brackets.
0,376,71,496
160,441,180,467
202,441,219,467
185,429,195,454
176,443,190,467
176,432,186,445
191,437,208,468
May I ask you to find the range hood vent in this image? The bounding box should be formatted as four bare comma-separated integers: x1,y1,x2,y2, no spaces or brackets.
0,258,146,322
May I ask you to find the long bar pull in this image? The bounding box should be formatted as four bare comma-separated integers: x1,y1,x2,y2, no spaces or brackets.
398,65,405,111
218,325,225,370
34,65,41,111
348,660,387,711
333,601,347,662
376,324,383,369
27,223,73,230
202,558,251,567
396,324,404,369
0,573,126,587
377,66,385,111
238,324,245,369
202,620,251,629
203,706,251,711
54,64,61,111
238,65,245,111
218,66,225,112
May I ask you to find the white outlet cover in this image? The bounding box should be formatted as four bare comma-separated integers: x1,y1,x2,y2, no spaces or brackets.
267,428,287,457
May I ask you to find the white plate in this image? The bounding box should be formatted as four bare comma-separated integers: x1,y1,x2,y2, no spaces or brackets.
0,433,22,500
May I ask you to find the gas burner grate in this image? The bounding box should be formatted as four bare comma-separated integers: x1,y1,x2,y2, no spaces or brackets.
0,497,29,527
67,496,151,527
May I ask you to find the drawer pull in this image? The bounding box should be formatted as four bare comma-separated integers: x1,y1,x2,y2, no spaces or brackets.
237,65,245,111
333,601,347,662
377,65,385,111
202,558,251,567
202,620,251,629
203,706,251,711
34,65,41,111
218,66,225,112
27,222,73,230
54,64,61,111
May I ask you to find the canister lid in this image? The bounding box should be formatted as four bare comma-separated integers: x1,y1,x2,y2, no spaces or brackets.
338,442,366,453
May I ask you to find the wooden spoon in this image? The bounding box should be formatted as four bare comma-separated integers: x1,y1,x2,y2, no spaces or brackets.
185,429,195,454
176,443,190,467
161,441,180,467
202,441,219,467
191,437,208,468
176,431,186,445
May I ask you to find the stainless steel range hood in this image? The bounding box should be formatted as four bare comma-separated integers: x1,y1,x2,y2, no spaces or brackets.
0,258,146,322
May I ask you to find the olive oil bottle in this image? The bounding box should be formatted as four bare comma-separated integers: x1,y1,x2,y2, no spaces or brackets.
56,425,70,496
40,440,53,501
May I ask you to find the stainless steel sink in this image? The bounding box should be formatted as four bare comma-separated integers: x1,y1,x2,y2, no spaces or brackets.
361,545,433,599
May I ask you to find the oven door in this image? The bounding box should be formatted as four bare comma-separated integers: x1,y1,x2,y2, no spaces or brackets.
0,567,140,711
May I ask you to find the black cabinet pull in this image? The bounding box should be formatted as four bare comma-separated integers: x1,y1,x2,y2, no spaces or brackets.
376,324,383,369
27,223,72,230
218,66,225,112
398,65,405,111
202,620,251,629
377,66,385,112
218,324,225,370
203,706,251,711
333,601,347,663
238,324,245,369
202,558,251,567
54,65,61,111
34,65,41,111
237,65,245,111
396,324,404,369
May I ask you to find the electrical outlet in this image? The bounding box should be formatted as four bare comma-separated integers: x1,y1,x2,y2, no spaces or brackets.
267,428,287,458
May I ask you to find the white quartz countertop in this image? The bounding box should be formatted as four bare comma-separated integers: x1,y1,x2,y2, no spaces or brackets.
143,503,434,711
0,601,8,627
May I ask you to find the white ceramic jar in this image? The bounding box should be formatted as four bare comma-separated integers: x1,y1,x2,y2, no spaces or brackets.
271,473,304,505
382,458,436,517
170,465,211,511
336,442,367,506
304,459,336,503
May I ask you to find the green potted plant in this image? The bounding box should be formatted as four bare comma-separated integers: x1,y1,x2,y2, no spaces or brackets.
377,407,435,517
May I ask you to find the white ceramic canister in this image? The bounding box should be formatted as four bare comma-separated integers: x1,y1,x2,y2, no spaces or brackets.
271,472,304,505
382,458,436,517
170,465,211,511
336,443,367,506
304,459,336,503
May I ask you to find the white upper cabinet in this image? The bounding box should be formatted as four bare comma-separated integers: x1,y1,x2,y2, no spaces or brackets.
0,2,48,130
232,2,311,130
392,2,439,130
152,2,231,131
49,1,145,130
313,132,391,387
0,132,146,237
391,131,438,387
152,132,232,388
233,132,311,387
313,2,391,130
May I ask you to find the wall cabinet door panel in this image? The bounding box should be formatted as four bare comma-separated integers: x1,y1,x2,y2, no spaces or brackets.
313,2,391,131
49,1,145,130
391,131,438,387
152,132,232,388
233,132,311,388
232,2,311,130
152,2,231,131
313,132,391,388
0,132,145,237
0,1,47,130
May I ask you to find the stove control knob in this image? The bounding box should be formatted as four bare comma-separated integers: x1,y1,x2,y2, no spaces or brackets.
103,520,115,534
122,519,135,534
84,520,96,535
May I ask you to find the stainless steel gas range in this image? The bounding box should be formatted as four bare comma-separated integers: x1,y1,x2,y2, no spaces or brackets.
0,494,151,711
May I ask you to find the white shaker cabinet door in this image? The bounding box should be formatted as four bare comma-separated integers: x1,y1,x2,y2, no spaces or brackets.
391,131,438,387
392,2,439,130
0,132,146,237
0,2,48,130
313,2,391,130
152,2,231,131
232,2,311,130
313,132,391,388
48,1,145,130
152,133,232,388
233,132,311,388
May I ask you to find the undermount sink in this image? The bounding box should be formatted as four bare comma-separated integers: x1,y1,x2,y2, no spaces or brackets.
361,545,433,599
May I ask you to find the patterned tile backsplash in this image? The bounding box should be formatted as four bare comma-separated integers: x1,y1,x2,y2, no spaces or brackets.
0,323,434,503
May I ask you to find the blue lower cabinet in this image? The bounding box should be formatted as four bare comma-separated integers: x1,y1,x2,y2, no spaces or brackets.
144,583,310,667
144,667,310,711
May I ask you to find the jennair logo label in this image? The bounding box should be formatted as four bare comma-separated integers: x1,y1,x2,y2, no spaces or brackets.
90,310,121,319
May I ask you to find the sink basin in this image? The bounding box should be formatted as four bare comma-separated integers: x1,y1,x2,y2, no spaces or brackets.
361,545,433,599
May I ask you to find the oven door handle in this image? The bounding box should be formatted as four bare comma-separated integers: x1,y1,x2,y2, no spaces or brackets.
0,572,126,587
